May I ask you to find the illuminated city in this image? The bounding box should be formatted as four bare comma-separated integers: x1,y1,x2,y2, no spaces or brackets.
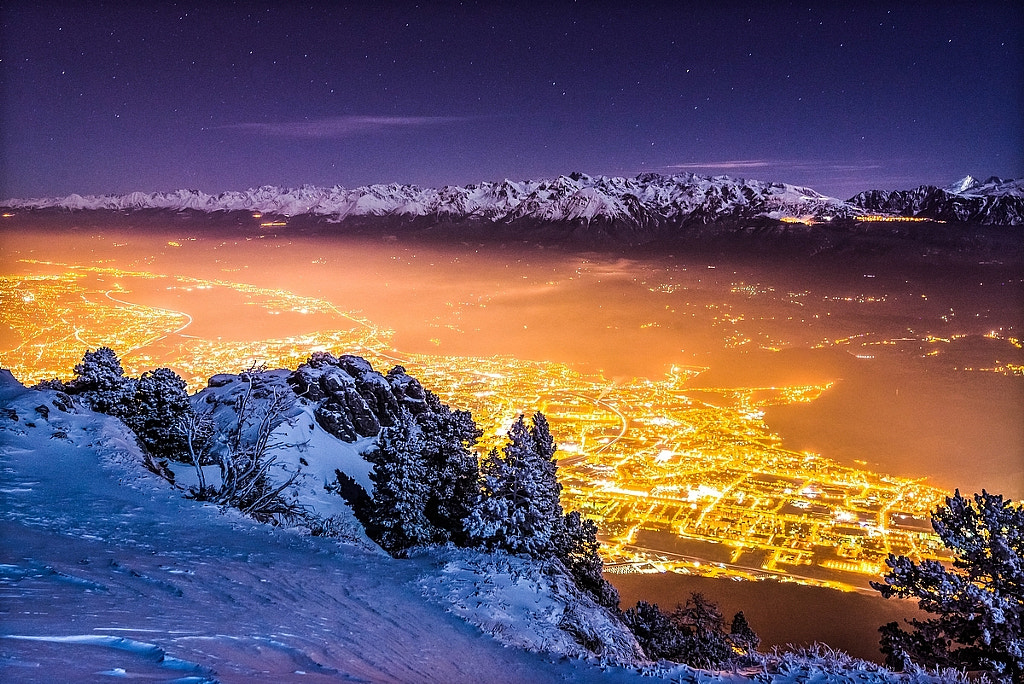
1,261,958,593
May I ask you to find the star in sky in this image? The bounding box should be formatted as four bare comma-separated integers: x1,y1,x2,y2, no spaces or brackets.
1,1,1021,199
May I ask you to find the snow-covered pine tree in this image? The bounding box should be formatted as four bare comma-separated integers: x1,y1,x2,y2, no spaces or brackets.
622,600,685,661
67,350,193,462
729,610,760,656
71,346,124,392
622,593,752,667
331,469,375,535
64,348,196,479
872,490,1023,680
366,409,437,556
465,414,563,557
416,391,481,545
527,412,563,531
672,592,734,668
463,447,512,547
69,346,134,416
556,510,621,610
126,367,193,460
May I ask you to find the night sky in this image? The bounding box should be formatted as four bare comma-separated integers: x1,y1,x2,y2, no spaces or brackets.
2,1,1021,200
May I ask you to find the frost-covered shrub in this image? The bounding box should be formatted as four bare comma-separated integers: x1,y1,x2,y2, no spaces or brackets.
872,490,1023,681
175,377,304,524
622,593,759,668
124,367,193,460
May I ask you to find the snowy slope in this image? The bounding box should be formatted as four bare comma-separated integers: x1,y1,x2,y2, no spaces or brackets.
1,172,862,225
0,370,961,683
0,370,656,683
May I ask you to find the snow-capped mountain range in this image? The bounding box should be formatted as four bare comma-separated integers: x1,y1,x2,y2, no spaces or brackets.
5,172,1021,232
850,175,1024,225
0,172,862,225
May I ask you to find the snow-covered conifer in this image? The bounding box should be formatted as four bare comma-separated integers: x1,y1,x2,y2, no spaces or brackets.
622,593,751,667
729,610,760,655
527,412,562,529
465,414,563,557
622,600,684,661
126,367,193,460
366,410,436,556
873,490,1023,680
556,510,620,610
464,447,513,548
416,392,481,545
69,346,132,415
71,346,125,392
672,592,734,668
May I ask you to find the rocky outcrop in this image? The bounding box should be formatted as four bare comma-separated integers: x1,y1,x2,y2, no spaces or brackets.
285,352,433,441
193,353,437,443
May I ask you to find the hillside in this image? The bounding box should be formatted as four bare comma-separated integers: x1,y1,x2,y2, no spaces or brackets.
0,366,963,683
0,369,653,683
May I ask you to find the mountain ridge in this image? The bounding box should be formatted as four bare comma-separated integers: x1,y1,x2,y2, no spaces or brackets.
5,172,1022,226
5,172,1021,257
0,172,865,225
849,176,1024,225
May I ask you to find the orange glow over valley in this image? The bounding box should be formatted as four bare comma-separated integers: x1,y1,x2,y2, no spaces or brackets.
2,228,1022,593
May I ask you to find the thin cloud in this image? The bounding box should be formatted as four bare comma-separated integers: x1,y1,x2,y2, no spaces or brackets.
667,160,883,172
668,160,772,170
218,115,470,138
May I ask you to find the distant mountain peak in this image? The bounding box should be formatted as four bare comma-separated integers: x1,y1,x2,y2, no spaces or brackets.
946,175,979,194
850,175,1023,224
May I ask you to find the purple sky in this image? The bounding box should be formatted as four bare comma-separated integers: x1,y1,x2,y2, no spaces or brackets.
2,1,1021,199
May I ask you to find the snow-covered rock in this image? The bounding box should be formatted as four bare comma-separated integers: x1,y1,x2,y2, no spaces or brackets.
187,355,439,526
418,547,647,665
